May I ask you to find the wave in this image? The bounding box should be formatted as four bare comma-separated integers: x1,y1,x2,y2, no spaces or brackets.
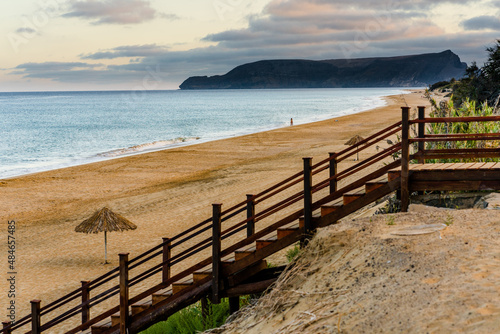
96,137,201,158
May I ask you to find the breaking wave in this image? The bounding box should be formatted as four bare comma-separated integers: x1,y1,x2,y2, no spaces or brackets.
97,137,201,158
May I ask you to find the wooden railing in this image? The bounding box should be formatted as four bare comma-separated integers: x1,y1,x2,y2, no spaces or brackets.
2,107,499,334
399,106,500,211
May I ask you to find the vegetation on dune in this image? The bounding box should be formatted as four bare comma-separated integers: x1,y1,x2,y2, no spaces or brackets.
427,40,500,163
140,297,250,334
425,96,500,163
430,39,500,108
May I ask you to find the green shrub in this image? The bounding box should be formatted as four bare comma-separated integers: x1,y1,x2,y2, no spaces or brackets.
141,297,249,334
286,243,301,262
426,96,499,163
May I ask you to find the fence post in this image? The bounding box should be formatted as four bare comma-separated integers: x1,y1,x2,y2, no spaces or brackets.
246,194,255,237
229,297,240,315
31,300,41,334
162,238,171,283
329,152,337,194
2,321,12,334
229,195,255,314
212,203,222,304
119,253,129,334
201,296,209,325
417,106,426,164
81,281,90,325
303,157,313,243
401,107,410,212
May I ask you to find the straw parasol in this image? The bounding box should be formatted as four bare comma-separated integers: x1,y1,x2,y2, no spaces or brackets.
75,207,137,264
344,135,365,161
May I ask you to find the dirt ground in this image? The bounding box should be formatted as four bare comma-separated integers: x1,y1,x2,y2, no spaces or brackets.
213,205,500,334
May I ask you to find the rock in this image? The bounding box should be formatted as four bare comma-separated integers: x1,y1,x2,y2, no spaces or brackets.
409,204,452,213
475,193,500,209
180,50,466,89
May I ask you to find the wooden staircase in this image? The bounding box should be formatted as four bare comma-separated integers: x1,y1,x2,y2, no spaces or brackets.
86,172,401,334
3,108,500,334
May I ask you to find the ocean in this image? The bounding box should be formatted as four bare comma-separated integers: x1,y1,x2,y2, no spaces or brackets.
0,88,410,179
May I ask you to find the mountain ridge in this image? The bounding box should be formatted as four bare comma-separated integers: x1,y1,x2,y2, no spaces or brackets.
179,50,467,89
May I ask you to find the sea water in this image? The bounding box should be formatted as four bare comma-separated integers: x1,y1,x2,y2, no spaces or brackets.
0,88,411,179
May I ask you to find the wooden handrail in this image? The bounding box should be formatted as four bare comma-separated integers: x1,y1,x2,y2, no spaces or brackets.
419,148,500,154
9,108,500,334
425,133,500,138
313,160,401,209
128,243,165,266
411,135,500,142
313,143,401,192
336,125,403,163
3,118,406,334
411,116,500,123
311,120,402,168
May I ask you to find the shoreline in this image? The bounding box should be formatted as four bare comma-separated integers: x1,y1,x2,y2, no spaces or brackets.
0,89,429,329
0,88,413,180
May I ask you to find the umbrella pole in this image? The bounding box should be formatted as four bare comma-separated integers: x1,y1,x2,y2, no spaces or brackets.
104,231,108,264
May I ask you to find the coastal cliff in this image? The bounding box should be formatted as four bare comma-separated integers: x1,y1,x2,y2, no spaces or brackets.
179,50,467,89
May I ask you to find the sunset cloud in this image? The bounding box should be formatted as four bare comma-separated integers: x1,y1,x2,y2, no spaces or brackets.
6,0,499,89
81,44,170,59
63,0,157,25
461,15,500,30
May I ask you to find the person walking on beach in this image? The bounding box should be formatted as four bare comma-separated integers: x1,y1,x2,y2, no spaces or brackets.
290,118,293,126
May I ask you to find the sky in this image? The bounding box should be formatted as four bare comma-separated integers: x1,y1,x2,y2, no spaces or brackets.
0,0,499,91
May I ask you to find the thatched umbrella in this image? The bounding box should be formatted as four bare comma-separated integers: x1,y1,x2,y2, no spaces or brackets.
75,207,137,264
344,135,365,161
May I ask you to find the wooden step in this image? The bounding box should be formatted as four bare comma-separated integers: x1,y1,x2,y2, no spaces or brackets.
365,177,388,193
321,204,341,216
298,213,320,228
131,299,152,315
222,256,236,267
277,223,299,239
227,259,268,287
388,170,401,181
111,310,132,326
343,191,364,205
256,235,277,250
193,268,211,282
235,246,257,261
91,319,112,334
152,289,173,305
172,279,194,294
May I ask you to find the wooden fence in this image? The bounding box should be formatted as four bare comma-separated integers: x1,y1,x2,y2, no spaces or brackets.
2,107,499,334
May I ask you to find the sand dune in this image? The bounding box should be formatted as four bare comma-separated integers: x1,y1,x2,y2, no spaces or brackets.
216,207,500,334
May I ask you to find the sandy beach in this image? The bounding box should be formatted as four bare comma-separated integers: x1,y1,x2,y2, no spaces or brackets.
0,90,429,330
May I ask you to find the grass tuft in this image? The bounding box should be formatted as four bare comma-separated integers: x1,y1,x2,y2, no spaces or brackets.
141,297,249,334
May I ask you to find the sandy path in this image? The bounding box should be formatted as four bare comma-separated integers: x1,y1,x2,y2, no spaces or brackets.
0,90,429,331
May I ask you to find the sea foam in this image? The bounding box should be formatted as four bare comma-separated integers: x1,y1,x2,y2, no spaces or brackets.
97,137,201,158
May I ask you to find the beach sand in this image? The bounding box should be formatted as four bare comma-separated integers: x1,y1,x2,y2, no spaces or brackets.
0,90,429,331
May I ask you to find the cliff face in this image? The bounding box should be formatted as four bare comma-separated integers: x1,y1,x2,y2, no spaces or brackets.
179,50,467,89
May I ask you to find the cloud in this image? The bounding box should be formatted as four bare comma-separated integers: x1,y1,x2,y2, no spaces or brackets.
14,62,101,72
16,27,37,34
461,15,500,30
11,62,106,81
10,0,498,88
159,13,180,21
81,44,170,59
63,0,157,24
202,0,450,58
